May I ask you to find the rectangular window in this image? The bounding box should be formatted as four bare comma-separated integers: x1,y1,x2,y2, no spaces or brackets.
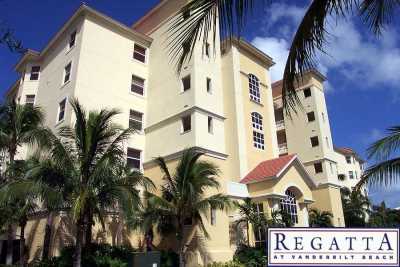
133,44,146,63
210,208,216,226
30,66,40,80
57,98,66,122
314,162,323,173
253,203,265,248
182,75,191,91
64,62,72,84
355,171,358,179
307,111,315,122
253,131,265,150
346,156,351,164
326,137,330,148
310,136,319,147
330,162,334,174
206,78,212,93
69,31,77,49
127,148,141,170
182,115,191,133
349,171,354,179
131,75,145,95
322,112,326,123
25,95,35,107
304,88,311,98
208,116,213,134
205,42,210,57
129,110,143,131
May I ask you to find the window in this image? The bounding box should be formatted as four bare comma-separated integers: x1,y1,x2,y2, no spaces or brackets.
30,66,40,80
206,78,212,93
205,42,210,57
208,116,213,134
253,203,265,248
280,189,298,224
322,112,326,123
127,148,141,170
303,88,311,98
349,171,354,179
253,132,265,150
248,74,261,103
182,75,191,91
129,110,143,131
181,115,191,133
57,98,66,122
69,31,77,49
64,62,72,84
346,156,352,164
314,162,323,173
355,171,358,179
307,111,315,122
210,208,216,226
330,162,334,174
131,75,145,95
251,112,263,131
325,137,330,148
310,136,319,147
25,95,35,107
133,44,146,63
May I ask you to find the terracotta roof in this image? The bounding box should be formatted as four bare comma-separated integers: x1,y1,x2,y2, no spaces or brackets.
240,154,296,184
334,147,365,163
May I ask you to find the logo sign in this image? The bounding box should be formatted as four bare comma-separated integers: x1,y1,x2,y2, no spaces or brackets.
267,228,399,266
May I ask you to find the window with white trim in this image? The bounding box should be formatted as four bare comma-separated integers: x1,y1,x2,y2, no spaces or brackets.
253,203,265,248
251,112,264,150
64,62,72,84
253,132,265,150
127,148,141,170
129,110,143,131
205,42,210,57
181,115,191,133
25,95,35,107
182,75,191,91
133,44,146,63
248,74,261,103
206,78,212,93
280,189,298,224
346,156,351,164
131,75,145,95
57,98,67,122
30,66,40,80
349,171,354,179
208,116,213,134
251,112,263,131
69,31,77,49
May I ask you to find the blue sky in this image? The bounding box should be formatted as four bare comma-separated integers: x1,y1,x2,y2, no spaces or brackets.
0,0,399,207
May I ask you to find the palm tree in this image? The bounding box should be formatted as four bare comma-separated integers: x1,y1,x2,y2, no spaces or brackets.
142,148,232,267
357,126,400,189
308,208,333,227
167,0,399,113
25,99,153,267
341,187,370,227
0,100,47,265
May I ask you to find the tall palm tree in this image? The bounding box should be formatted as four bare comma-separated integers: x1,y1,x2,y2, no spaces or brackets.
0,100,47,265
358,126,400,188
341,187,370,227
26,99,153,267
308,208,333,227
167,0,399,113
143,148,232,267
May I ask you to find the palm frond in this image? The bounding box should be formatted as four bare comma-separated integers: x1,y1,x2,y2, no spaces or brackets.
357,157,400,188
367,126,400,160
359,0,400,35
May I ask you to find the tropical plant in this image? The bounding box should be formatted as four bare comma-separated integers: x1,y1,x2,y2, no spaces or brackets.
358,126,400,189
368,201,400,227
0,100,47,265
308,208,333,227
167,0,399,113
233,245,267,267
0,22,26,53
23,99,154,267
207,260,245,267
341,187,370,227
142,148,232,267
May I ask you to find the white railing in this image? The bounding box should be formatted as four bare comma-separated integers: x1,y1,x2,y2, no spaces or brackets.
276,120,285,130
278,143,288,154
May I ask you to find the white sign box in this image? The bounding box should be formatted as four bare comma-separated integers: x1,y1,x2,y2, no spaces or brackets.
267,228,399,266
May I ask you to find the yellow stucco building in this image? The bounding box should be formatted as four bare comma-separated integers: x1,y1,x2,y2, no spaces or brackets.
3,1,356,265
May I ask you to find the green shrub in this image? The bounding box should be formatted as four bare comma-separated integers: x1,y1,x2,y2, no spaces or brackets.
233,245,267,267
207,260,245,267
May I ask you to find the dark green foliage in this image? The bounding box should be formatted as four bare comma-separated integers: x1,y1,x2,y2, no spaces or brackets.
341,188,370,227
233,245,266,267
160,250,179,267
33,244,134,267
368,201,400,227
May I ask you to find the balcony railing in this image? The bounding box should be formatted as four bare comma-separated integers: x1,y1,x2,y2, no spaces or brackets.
278,143,288,155
276,120,285,130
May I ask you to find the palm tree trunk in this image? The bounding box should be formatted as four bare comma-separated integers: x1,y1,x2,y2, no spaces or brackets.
246,221,250,246
19,218,27,267
42,212,54,259
6,224,13,265
178,222,198,267
73,220,84,267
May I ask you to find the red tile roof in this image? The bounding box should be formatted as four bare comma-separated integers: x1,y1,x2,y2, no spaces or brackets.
240,154,297,184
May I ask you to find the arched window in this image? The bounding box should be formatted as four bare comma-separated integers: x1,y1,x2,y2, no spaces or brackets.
251,112,264,150
280,189,298,224
249,74,261,103
251,112,263,131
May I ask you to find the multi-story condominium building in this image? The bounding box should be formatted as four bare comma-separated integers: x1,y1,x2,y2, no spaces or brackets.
3,2,352,265
334,147,365,191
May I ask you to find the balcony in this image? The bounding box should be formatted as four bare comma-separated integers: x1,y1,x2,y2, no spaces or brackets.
275,120,285,131
278,143,288,155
